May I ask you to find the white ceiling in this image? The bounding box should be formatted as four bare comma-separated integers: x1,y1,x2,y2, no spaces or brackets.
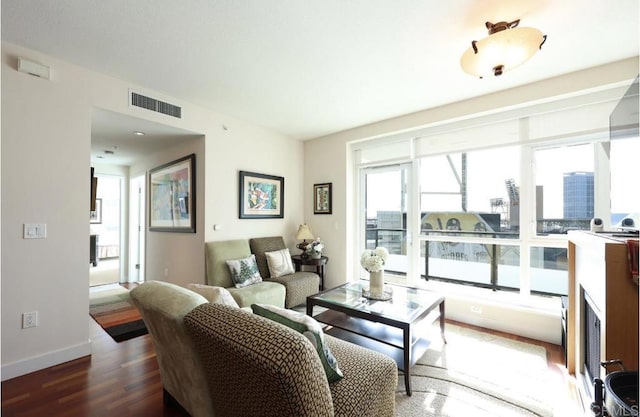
2,0,639,165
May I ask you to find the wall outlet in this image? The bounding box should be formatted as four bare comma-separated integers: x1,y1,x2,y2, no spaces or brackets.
22,311,38,328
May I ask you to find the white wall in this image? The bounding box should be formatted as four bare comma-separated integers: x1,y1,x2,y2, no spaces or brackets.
130,138,206,287
2,49,94,379
201,121,306,249
1,42,304,379
302,58,639,344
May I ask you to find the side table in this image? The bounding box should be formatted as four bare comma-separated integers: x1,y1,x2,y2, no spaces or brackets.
291,255,328,291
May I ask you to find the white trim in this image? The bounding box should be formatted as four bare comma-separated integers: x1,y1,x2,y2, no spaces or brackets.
348,81,630,155
1,340,91,381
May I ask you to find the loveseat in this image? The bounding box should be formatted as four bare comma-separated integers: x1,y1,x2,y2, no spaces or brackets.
205,236,320,308
131,281,397,417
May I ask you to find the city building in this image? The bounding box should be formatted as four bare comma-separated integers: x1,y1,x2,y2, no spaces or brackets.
563,172,594,219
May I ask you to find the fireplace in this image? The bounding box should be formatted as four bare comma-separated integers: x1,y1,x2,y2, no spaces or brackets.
567,231,639,413
583,293,601,388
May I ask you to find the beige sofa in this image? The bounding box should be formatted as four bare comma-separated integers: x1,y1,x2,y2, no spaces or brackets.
205,236,320,308
205,239,286,308
131,281,397,417
130,281,214,417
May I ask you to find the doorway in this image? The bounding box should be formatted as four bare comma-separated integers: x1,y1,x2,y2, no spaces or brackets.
128,174,146,283
89,175,123,286
360,163,415,285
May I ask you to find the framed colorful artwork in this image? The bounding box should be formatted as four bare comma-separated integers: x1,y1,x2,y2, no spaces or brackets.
239,171,284,219
149,154,196,232
314,183,332,214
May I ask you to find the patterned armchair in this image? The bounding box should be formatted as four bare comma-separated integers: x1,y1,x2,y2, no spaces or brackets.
184,302,398,417
250,236,320,308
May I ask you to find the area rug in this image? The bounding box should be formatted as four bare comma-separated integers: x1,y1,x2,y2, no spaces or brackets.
89,284,147,342
395,324,556,417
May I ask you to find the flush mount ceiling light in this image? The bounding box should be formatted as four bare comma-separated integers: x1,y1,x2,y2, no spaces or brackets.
460,19,547,78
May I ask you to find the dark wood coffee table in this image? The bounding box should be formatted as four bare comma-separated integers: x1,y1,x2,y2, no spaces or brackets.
306,281,446,395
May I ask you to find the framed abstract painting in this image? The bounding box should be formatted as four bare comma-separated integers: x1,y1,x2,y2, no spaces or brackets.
149,154,196,232
239,170,284,219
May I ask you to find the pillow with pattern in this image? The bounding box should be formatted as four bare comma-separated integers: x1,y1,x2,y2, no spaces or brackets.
226,255,263,288
265,248,295,278
187,283,240,308
251,303,343,383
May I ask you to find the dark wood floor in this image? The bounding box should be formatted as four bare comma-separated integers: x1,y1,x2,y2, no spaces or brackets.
2,304,572,417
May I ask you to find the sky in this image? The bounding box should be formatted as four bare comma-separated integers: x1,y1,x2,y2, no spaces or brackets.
366,136,640,221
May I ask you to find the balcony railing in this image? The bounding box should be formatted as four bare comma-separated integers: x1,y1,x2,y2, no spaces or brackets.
366,227,567,295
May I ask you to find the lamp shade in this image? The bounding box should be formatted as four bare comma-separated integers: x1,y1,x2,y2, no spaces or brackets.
296,224,315,241
461,20,546,78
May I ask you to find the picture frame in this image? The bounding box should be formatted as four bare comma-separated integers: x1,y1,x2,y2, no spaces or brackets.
90,198,102,224
149,154,196,232
239,170,284,219
314,183,332,214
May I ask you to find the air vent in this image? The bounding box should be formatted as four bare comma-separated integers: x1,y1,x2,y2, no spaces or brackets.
130,91,182,119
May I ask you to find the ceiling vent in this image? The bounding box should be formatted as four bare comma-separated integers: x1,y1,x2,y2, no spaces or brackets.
130,91,182,119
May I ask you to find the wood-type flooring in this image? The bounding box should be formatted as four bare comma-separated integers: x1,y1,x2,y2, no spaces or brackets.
2,303,576,417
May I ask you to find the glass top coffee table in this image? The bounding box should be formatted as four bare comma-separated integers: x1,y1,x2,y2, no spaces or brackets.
306,281,446,396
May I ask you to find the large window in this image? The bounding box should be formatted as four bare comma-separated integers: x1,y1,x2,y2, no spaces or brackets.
418,147,525,291
420,147,520,236
533,143,595,235
610,136,640,226
355,83,638,298
357,138,639,297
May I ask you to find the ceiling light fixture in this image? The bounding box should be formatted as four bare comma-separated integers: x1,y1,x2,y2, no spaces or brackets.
133,131,145,136
460,19,546,78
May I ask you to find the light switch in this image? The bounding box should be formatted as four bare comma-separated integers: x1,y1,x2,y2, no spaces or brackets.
23,223,47,239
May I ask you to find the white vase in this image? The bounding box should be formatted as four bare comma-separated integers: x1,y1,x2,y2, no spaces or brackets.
369,269,384,296
311,252,322,259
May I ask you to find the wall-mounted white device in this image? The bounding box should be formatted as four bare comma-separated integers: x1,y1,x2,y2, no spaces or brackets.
18,57,51,80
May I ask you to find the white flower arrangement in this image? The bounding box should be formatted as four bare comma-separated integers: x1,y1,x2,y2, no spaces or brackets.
360,247,389,272
305,237,324,255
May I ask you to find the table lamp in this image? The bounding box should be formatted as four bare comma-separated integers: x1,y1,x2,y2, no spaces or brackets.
296,224,315,258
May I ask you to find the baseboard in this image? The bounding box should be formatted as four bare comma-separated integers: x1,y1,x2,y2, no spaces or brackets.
1,340,92,381
446,296,561,344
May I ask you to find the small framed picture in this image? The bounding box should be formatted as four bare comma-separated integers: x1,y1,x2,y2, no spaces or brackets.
314,183,332,214
90,198,102,224
239,171,284,219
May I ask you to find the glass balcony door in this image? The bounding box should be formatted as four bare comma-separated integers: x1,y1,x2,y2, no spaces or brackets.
361,163,414,284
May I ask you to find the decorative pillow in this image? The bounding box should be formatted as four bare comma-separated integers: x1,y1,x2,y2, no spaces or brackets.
265,248,295,278
226,255,263,288
251,303,343,383
187,283,240,308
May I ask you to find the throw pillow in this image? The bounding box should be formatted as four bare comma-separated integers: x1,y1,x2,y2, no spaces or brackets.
226,255,263,288
187,283,240,308
265,248,295,278
251,303,343,383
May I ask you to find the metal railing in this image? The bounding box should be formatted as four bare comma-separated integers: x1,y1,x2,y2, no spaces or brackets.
366,227,566,295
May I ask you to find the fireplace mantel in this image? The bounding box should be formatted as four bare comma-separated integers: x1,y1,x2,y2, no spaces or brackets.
567,231,639,409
